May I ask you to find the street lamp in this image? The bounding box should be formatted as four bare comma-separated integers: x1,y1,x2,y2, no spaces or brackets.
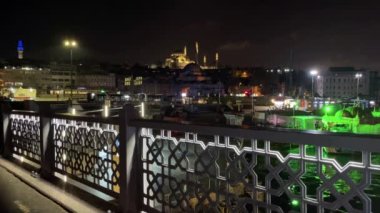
310,70,318,101
355,73,362,100
251,93,254,115
63,39,78,101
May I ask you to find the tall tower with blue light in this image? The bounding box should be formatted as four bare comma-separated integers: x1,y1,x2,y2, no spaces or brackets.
17,40,24,59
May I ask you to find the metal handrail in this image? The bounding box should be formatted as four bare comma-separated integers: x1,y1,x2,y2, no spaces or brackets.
130,118,380,152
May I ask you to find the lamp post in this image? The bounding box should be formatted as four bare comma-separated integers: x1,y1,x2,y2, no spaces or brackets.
63,40,77,101
251,93,254,115
310,70,318,100
355,73,362,100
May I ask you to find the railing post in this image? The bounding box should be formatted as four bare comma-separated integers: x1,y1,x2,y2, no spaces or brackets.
119,104,141,213
39,103,55,179
0,101,12,158
24,100,39,111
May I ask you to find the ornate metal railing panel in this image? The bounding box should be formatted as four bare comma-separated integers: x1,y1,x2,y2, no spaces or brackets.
140,128,380,213
52,118,120,196
10,113,41,163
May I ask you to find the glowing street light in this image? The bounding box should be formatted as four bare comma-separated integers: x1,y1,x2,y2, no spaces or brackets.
310,70,318,76
291,199,300,207
310,70,318,101
324,105,333,116
64,40,77,48
355,73,362,100
63,39,78,102
104,105,109,117
141,102,145,118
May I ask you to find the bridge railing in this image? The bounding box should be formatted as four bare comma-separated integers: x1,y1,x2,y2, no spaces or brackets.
51,114,120,197
2,101,380,212
9,110,41,163
0,102,126,204
129,120,380,213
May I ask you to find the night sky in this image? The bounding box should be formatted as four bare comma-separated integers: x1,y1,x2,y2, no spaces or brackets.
2,0,380,70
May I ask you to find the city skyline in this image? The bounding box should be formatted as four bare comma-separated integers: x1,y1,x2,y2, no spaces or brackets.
2,1,380,71
1,2,380,212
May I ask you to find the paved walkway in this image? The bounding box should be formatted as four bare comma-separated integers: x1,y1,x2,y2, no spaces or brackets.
0,158,103,213
0,165,67,213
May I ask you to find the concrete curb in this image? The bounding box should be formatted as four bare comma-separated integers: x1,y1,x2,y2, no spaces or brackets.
0,158,103,213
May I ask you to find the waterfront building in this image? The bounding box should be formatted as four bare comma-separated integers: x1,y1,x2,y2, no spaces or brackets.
315,67,379,98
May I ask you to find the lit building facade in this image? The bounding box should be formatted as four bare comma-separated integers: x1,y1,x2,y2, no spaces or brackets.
122,63,224,96
176,63,224,97
48,62,76,90
0,64,117,94
123,74,175,95
0,66,50,89
315,67,378,98
76,73,116,90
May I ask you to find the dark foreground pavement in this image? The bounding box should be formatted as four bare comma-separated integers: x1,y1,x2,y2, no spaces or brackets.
0,166,67,213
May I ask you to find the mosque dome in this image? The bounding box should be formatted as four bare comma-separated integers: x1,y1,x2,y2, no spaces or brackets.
183,63,202,75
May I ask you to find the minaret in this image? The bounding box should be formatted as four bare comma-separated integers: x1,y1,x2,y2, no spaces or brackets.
203,55,207,67
184,46,187,56
17,40,24,60
195,41,199,64
215,52,219,68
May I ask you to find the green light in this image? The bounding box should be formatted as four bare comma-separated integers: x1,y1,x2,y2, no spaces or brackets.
323,105,334,116
100,89,105,94
325,106,332,113
372,111,380,118
291,199,300,207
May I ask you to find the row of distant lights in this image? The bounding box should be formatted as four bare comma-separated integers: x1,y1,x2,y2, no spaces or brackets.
4,66,43,71
313,100,375,105
266,68,293,73
71,94,112,117
8,87,34,93
77,92,134,118
311,70,363,79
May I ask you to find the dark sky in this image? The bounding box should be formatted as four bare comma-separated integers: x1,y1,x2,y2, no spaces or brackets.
2,0,380,70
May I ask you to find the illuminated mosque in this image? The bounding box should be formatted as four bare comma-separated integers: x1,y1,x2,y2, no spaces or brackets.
164,46,194,69
164,42,219,69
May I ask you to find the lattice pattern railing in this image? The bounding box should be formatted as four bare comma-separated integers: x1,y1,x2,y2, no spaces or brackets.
140,128,380,213
52,118,120,196
10,113,41,163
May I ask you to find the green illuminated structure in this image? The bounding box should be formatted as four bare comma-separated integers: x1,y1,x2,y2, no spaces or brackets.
372,111,380,118
320,105,380,135
266,101,380,134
